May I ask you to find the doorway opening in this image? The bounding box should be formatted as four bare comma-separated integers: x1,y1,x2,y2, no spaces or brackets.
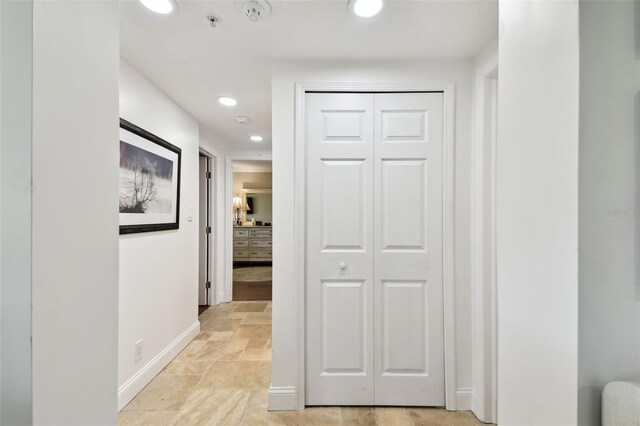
198,151,214,314
230,159,273,302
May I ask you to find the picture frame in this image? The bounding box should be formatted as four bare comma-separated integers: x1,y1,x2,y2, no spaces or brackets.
119,118,182,234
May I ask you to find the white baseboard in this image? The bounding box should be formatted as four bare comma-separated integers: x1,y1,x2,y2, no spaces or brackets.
117,321,201,411
268,386,298,411
455,387,474,411
265,385,472,412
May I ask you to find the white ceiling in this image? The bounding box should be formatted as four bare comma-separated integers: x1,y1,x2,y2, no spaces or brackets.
120,0,497,152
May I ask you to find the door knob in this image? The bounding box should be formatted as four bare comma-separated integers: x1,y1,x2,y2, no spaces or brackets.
339,262,347,270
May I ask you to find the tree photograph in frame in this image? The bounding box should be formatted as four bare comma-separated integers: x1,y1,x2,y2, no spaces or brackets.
119,119,181,234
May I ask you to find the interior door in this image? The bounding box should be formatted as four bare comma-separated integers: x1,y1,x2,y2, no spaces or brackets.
305,92,444,407
372,93,445,406
305,93,375,405
198,155,210,305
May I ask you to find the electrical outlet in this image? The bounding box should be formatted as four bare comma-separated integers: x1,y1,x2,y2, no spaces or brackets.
135,339,144,363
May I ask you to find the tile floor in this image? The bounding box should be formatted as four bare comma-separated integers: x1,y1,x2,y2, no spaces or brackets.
119,301,484,425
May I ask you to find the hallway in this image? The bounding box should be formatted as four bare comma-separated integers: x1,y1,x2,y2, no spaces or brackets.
119,301,483,425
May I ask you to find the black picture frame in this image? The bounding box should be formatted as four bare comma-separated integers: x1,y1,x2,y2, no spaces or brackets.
119,118,182,235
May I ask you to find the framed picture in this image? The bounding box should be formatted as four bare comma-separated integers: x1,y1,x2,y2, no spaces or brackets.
119,118,181,234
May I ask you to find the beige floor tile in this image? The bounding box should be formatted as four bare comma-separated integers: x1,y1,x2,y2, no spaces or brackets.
240,347,272,361
163,359,213,376
375,407,413,426
194,331,213,341
193,339,249,362
247,389,269,410
172,340,207,364
241,312,272,325
171,388,251,426
118,410,177,426
199,303,237,319
198,361,271,388
341,407,375,426
234,302,268,313
123,375,201,411
241,406,342,426
206,331,235,341
246,339,270,349
200,318,242,332
231,312,248,319
407,408,482,426
234,324,272,340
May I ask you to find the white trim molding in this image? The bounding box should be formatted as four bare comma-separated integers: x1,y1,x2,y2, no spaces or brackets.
456,387,474,411
117,321,200,411
268,387,298,411
288,81,457,411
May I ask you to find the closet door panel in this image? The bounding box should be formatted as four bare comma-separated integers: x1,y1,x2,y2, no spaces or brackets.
305,93,375,405
373,93,445,406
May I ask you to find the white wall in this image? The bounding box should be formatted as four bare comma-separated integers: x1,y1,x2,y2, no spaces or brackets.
578,1,640,424
0,1,32,423
118,61,200,409
234,172,272,193
31,1,120,423
497,1,579,425
270,60,475,410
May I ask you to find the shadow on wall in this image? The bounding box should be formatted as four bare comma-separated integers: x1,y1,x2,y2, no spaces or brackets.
578,1,640,425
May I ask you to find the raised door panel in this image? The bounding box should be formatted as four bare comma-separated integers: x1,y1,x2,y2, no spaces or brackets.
381,111,427,142
381,281,428,374
323,111,366,141
321,160,366,251
380,159,428,252
321,281,367,374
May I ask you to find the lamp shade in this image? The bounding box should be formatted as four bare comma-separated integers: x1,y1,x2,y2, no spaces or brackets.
232,196,243,209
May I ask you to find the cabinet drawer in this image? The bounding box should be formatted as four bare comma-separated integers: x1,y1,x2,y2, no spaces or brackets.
250,229,272,238
233,229,249,238
234,240,249,248
250,249,272,258
234,249,249,258
251,240,272,248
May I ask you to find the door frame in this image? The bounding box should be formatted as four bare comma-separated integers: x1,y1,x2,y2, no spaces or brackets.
199,148,216,306
224,154,273,302
293,82,457,410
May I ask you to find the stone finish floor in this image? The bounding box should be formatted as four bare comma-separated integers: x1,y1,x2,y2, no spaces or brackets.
119,301,484,425
233,266,272,282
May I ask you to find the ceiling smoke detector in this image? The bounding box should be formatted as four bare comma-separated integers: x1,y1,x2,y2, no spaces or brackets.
207,15,220,28
236,116,250,124
236,0,271,23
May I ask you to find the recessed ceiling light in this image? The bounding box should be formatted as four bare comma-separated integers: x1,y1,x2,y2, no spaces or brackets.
349,0,384,18
218,97,237,107
139,0,178,14
250,135,263,142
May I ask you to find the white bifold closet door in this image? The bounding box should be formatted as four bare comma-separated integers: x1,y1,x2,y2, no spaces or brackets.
305,92,445,407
